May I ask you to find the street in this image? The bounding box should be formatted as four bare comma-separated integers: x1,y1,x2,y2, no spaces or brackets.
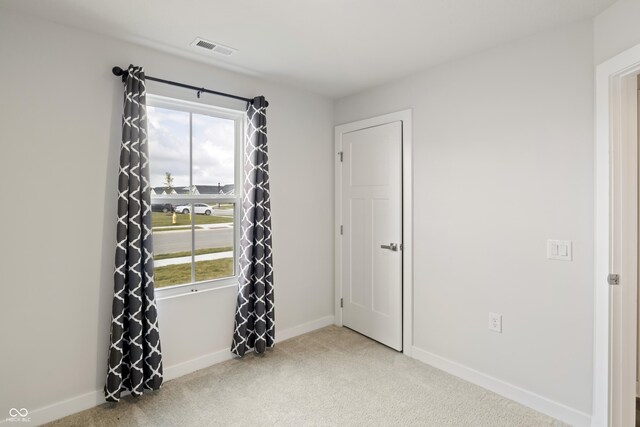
153,226,233,254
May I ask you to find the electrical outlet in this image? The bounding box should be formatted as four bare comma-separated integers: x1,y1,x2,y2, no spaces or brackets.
489,313,502,333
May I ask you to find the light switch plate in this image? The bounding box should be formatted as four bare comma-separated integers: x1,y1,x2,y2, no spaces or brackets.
547,239,572,261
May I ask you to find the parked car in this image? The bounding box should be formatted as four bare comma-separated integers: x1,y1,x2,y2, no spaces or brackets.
174,203,213,215
151,203,174,213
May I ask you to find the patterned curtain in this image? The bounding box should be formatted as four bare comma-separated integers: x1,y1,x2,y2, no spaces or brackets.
231,96,275,357
105,65,163,402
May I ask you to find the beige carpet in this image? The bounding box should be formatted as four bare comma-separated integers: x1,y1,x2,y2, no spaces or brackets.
47,326,566,426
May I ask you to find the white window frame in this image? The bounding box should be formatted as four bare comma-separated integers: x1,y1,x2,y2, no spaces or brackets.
146,94,244,300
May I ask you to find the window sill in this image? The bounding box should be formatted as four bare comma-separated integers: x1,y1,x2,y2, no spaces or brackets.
155,276,239,301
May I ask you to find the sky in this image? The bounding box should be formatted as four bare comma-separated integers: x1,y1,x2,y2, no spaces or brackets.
147,106,235,191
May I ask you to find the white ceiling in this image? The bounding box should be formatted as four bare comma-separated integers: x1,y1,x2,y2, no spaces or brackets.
3,0,616,98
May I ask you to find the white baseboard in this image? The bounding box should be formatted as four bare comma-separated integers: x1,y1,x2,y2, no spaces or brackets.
277,315,335,342
16,390,104,426
163,348,234,382
22,314,335,426
165,314,335,381
411,346,591,427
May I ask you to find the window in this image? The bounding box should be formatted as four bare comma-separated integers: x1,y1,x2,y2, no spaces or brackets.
147,95,243,295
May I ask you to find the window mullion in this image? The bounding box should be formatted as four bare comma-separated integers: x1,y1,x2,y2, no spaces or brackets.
189,112,195,284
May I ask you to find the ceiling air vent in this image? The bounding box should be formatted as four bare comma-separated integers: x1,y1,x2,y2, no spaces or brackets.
190,37,237,56
196,39,216,50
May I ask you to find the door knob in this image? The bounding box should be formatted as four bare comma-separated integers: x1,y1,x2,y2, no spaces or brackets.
380,243,398,251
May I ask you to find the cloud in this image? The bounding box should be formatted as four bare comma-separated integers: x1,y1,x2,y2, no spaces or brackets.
147,107,235,189
192,113,235,185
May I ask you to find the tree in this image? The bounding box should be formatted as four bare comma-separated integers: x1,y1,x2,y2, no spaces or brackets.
163,172,174,194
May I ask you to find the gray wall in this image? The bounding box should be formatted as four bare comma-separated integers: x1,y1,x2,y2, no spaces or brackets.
0,10,334,424
335,20,594,415
594,0,640,64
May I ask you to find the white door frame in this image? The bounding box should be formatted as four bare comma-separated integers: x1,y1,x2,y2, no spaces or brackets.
334,110,413,356
594,44,640,427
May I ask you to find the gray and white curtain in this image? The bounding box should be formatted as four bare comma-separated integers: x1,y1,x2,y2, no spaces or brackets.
105,65,163,402
231,96,275,357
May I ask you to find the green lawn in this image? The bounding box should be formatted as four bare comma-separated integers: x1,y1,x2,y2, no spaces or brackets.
154,246,233,261
152,212,232,227
155,258,233,288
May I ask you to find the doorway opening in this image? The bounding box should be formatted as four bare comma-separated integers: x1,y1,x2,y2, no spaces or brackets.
594,43,640,426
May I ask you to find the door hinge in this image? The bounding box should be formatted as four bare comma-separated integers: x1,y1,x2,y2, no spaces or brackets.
338,151,343,162
340,225,343,235
608,274,620,286
340,298,343,308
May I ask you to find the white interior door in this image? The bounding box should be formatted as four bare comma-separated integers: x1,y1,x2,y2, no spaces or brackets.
341,121,402,351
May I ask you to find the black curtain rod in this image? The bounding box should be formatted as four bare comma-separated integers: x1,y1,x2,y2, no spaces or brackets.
111,66,268,107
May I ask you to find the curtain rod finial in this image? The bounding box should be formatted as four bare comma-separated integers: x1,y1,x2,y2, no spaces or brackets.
112,66,125,76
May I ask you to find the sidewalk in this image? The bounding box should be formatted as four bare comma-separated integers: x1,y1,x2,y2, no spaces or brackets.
153,223,234,230
154,251,233,267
